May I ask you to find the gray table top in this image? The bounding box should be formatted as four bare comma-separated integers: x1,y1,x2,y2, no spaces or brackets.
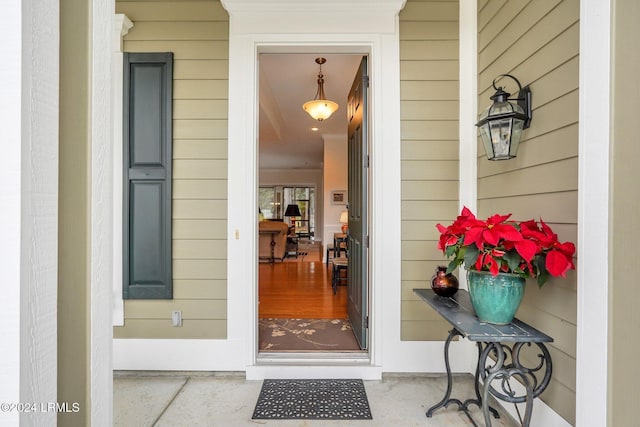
413,288,553,343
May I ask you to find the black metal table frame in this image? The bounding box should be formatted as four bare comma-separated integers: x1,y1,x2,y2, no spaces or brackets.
413,289,553,427
258,230,279,263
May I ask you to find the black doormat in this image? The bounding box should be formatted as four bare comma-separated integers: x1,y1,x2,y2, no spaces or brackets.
252,379,373,420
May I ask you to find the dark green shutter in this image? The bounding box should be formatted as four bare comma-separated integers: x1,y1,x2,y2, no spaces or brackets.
123,52,173,299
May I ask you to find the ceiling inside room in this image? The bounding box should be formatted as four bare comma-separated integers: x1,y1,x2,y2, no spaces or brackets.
258,53,364,169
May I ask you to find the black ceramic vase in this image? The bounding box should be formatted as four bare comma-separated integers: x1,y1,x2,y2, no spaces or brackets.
431,266,459,297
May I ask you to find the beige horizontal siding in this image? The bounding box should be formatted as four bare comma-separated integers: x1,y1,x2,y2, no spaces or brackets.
173,200,228,219
400,1,458,21
401,60,459,80
401,321,453,341
400,100,458,120
401,121,459,140
478,0,505,32
400,21,458,40
400,81,459,101
174,120,228,139
400,220,444,241
125,43,228,61
173,279,226,299
122,299,227,319
479,22,579,96
402,180,458,200
399,0,459,342
173,140,228,160
477,0,578,423
478,0,532,50
479,1,579,88
174,80,228,99
173,220,227,240
174,100,228,120
401,161,459,181
174,159,228,179
123,22,229,41
402,140,458,161
115,0,229,340
116,1,228,21
477,192,577,224
173,240,227,260
400,41,459,61
114,319,227,339
478,158,578,198
173,179,227,199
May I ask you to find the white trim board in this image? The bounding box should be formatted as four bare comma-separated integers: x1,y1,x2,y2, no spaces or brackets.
112,14,133,327
0,0,59,422
576,0,611,425
91,0,116,424
113,339,472,375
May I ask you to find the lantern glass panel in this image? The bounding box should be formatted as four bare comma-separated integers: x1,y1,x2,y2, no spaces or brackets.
477,100,526,160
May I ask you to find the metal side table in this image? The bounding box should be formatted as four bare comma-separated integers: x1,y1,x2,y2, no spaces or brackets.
413,289,553,427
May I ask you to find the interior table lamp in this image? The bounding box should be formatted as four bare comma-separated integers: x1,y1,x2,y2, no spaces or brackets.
339,210,348,234
284,204,301,232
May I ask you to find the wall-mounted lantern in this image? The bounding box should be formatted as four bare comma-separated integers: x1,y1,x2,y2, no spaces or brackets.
476,74,532,160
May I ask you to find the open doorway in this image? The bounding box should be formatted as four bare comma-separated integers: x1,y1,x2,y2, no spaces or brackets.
257,52,368,353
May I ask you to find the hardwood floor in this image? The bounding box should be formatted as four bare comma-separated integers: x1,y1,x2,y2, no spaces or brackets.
258,260,348,319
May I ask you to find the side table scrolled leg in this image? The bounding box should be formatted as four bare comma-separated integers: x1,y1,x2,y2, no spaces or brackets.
427,329,464,417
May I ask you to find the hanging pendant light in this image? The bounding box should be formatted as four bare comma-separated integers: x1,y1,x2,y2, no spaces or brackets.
302,57,339,121
476,74,532,160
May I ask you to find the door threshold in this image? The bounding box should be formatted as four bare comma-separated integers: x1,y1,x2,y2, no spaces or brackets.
248,352,380,380
257,351,370,364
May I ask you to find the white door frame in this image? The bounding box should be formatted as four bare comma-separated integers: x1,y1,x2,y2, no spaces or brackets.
223,0,412,379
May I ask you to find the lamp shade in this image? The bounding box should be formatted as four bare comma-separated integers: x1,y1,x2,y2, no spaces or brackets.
303,99,339,121
339,210,348,224
302,57,339,121
284,204,301,217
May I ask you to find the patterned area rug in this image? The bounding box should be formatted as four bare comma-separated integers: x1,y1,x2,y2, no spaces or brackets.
259,318,361,351
283,241,321,262
252,379,373,420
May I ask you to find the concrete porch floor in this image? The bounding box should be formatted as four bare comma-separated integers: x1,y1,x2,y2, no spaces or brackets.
114,371,518,426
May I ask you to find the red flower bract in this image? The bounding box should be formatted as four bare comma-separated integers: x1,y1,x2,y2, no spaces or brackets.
436,207,576,287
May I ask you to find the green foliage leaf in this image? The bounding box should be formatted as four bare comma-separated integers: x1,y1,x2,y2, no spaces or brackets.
446,260,458,275
535,254,549,287
463,245,479,269
503,249,521,272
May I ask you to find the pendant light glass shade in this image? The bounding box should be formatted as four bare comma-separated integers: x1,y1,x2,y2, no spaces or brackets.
303,57,339,121
303,99,339,121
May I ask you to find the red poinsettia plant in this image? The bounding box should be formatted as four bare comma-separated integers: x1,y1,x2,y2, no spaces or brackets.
436,207,576,287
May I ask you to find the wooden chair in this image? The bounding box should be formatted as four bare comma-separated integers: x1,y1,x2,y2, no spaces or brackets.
326,242,348,267
332,258,348,294
326,244,333,266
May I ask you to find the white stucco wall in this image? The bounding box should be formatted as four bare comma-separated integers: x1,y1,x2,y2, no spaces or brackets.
322,134,348,250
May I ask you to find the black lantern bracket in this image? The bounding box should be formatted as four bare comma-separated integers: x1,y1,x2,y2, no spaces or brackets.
491,74,532,129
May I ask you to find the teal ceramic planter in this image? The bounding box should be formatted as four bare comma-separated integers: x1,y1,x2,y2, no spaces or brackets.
467,270,526,325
